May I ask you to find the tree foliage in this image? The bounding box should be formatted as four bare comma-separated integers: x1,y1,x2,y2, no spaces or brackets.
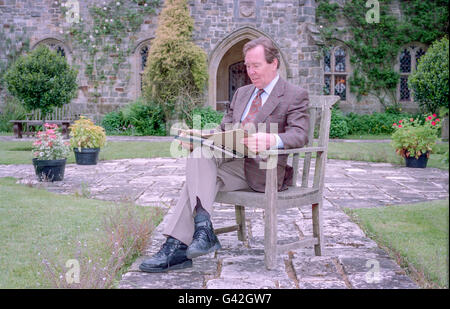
4,45,78,116
317,0,449,110
142,0,208,121
408,37,449,114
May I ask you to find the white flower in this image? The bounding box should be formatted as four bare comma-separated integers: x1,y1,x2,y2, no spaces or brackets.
95,29,98,33
103,7,107,10
110,19,113,22
105,18,109,22
92,45,96,48
59,30,64,34
116,2,120,6
89,35,94,39
144,3,147,7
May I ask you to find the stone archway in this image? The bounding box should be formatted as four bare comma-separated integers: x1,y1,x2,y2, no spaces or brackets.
208,27,288,110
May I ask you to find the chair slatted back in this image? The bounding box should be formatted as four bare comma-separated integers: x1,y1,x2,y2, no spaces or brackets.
290,95,339,193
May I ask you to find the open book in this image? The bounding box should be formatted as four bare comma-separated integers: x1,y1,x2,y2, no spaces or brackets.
174,128,257,158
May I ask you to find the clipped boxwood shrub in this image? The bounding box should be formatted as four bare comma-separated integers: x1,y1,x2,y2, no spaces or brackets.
4,45,78,116
344,112,416,135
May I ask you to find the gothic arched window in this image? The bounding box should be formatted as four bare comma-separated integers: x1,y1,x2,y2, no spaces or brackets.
397,44,427,102
35,38,70,63
133,39,152,98
323,46,348,101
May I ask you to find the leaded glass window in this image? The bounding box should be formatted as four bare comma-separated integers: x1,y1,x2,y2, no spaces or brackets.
138,43,151,93
399,49,411,73
415,48,425,69
140,45,149,71
334,48,346,72
324,46,348,101
324,50,331,73
398,44,427,102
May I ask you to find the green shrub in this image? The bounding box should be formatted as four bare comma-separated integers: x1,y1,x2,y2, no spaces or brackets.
330,108,349,138
185,106,224,130
408,37,449,114
122,99,166,136
0,95,27,132
101,110,127,135
4,45,78,116
344,112,416,135
102,98,166,136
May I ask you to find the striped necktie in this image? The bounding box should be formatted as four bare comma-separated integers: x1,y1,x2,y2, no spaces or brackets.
241,89,264,127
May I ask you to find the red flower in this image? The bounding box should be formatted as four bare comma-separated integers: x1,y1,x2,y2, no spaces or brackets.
432,121,436,126
393,123,397,126
398,125,402,128
436,118,440,122
427,116,432,120
433,114,437,118
410,118,414,122
398,120,403,123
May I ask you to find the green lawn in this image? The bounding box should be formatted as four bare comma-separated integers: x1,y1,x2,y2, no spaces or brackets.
344,199,449,289
1,139,448,170
0,177,163,288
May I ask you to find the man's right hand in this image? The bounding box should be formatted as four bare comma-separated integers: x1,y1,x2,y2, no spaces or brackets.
178,130,194,152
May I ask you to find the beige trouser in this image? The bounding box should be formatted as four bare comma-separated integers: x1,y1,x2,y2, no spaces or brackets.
162,146,251,245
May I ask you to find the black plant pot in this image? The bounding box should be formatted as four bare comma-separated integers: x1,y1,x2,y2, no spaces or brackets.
32,158,66,182
74,148,100,165
405,153,429,168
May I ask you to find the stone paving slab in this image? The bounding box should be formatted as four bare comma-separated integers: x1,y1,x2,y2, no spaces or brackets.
0,157,448,289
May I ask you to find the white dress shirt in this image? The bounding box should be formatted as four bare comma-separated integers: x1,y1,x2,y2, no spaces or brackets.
240,74,284,149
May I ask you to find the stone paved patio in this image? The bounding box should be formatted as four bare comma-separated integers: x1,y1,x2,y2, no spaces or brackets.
0,155,448,289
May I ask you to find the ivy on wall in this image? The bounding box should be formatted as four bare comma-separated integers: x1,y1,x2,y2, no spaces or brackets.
58,0,160,101
316,0,449,110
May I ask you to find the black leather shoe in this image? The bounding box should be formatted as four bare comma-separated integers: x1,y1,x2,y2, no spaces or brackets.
186,214,222,259
139,237,193,273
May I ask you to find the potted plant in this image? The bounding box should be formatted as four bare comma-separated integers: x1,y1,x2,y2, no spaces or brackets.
391,114,442,168
70,116,106,165
32,123,71,181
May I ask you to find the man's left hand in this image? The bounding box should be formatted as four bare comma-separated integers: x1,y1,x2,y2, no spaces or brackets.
241,132,276,153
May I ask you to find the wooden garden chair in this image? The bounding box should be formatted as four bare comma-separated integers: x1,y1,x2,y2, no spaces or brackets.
214,95,340,269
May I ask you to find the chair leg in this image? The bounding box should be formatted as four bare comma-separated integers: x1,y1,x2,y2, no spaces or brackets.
264,199,278,270
235,205,246,241
312,202,324,256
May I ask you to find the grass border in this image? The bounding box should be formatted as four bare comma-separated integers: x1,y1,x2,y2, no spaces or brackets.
344,207,447,289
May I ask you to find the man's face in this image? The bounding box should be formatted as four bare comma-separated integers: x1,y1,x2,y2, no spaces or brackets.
244,45,278,90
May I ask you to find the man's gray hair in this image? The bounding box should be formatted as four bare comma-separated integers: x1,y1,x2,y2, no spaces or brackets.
243,37,280,69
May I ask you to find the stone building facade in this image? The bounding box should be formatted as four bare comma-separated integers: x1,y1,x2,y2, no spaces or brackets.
0,0,426,122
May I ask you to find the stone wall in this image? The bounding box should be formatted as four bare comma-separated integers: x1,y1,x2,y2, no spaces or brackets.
0,0,424,122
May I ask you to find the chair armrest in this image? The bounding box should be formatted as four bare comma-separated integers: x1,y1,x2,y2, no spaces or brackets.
259,146,326,156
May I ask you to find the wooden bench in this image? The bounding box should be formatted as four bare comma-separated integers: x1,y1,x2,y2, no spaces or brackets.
214,95,340,270
10,105,80,139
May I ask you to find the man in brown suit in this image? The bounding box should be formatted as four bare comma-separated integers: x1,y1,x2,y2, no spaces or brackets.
139,37,310,273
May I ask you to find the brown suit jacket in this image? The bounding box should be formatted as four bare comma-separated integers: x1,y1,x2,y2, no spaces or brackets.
220,77,310,192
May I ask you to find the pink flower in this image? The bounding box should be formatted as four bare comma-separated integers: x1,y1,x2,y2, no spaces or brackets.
398,125,402,128
48,141,53,147
432,121,436,126
33,140,42,146
49,134,57,139
398,120,403,123
433,114,437,118
427,116,432,120
46,129,55,134
410,118,414,122
436,118,440,122
393,123,397,126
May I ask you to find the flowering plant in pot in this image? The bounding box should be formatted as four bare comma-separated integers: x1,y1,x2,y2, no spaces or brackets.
390,114,442,168
32,123,71,181
69,116,107,165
